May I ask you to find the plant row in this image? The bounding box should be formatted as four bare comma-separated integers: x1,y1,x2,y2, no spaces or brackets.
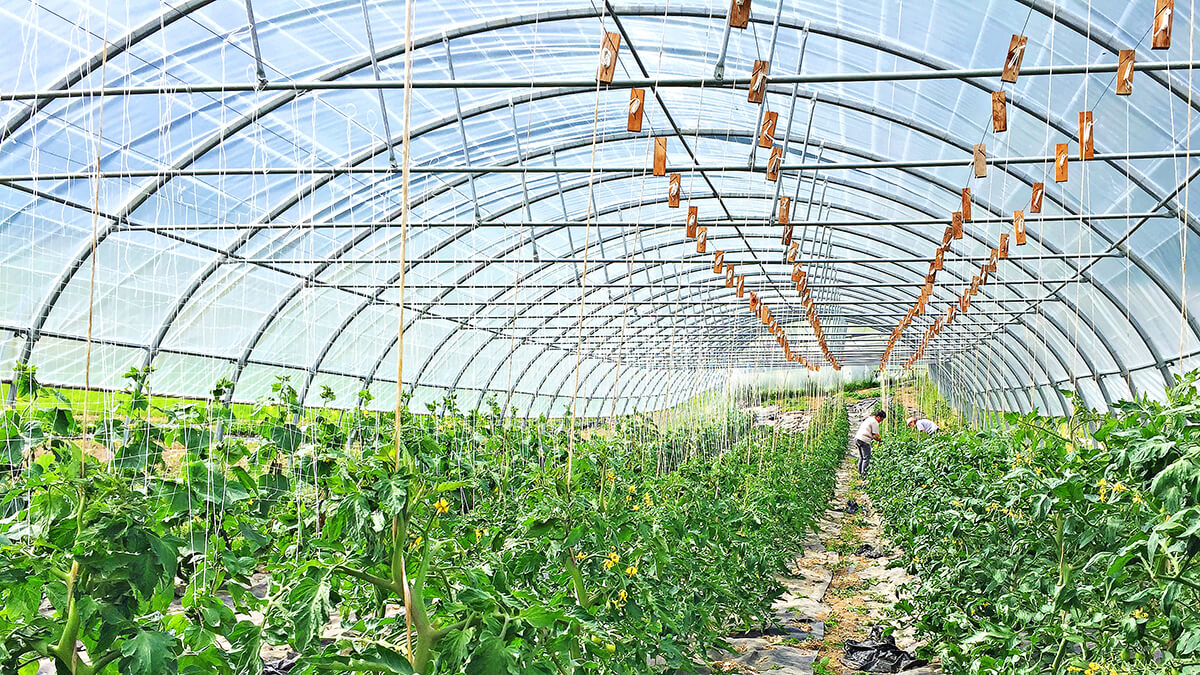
1,364,848,674
866,374,1200,674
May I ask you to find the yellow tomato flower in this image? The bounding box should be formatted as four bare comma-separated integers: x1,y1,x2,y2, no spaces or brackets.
625,564,638,577
617,589,628,602
1132,493,1143,504
409,535,422,550
632,505,639,511
576,551,586,561
434,498,450,515
628,485,637,494
1113,482,1127,493
603,552,620,570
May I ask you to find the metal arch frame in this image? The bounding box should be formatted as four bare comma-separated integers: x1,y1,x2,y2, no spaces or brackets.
10,5,1197,308
7,3,1190,403
489,232,745,414
452,181,1083,414
429,207,1060,415
0,170,1099,417
16,6,1190,317
25,39,1190,393
350,171,1075,415
274,91,1194,403
395,186,1093,410
437,125,1179,397
511,232,1052,414
549,359,619,416
942,350,1001,414
399,160,1134,406
0,0,221,143
329,143,1081,408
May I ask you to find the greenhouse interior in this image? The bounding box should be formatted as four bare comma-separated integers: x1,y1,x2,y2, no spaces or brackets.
1,0,1199,673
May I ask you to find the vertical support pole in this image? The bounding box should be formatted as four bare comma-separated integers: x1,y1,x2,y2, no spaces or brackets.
508,100,540,262
244,0,268,88
444,37,482,222
747,5,791,166
361,0,397,166
767,22,810,215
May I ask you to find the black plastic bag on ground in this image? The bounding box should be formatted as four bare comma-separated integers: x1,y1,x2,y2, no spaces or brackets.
844,499,861,514
856,543,886,559
841,626,928,673
264,656,298,674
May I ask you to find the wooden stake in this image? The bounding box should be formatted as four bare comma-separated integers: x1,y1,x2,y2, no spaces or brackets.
668,173,681,207
759,111,778,148
749,60,770,103
787,241,799,262
952,212,963,239
1153,0,1174,50
778,196,791,224
713,250,725,274
962,188,972,221
1117,49,1135,95
999,232,1010,258
781,224,793,246
1030,182,1044,213
991,91,1007,133
686,206,698,238
736,274,745,297
597,32,621,84
1079,111,1095,160
1055,143,1069,182
973,144,987,178
1014,210,1026,245
696,227,707,253
627,89,645,132
766,146,783,181
1002,34,1028,83
653,137,667,176
729,0,751,29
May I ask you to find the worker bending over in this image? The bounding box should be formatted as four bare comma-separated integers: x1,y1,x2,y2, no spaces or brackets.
907,416,938,435
853,410,886,477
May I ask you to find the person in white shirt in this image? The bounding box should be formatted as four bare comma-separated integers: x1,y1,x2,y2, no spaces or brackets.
853,410,886,477
907,416,939,435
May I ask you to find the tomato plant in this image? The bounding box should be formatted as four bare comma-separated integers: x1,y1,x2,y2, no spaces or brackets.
1,364,850,674
867,373,1200,674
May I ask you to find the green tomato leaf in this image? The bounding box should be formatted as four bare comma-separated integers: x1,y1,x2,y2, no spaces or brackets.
227,620,263,675
119,630,177,675
286,569,334,652
465,637,514,675
5,577,42,622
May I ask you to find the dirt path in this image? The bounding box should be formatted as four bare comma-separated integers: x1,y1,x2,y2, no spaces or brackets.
711,407,940,675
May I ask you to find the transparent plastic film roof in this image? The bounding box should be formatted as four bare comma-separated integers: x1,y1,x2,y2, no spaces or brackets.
1,0,1199,416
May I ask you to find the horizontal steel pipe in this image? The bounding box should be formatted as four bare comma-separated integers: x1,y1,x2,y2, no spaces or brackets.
1,60,1196,101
